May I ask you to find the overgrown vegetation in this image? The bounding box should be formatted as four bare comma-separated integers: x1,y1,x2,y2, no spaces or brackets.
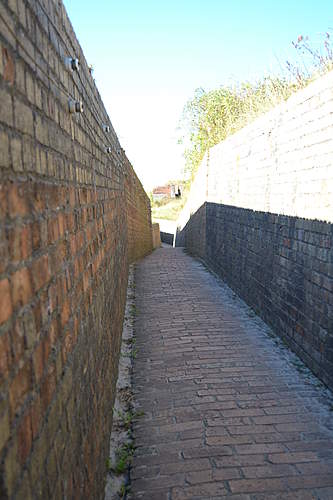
106,442,135,475
150,191,188,221
178,31,333,178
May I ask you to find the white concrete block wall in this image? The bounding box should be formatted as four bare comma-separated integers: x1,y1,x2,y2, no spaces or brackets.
178,70,333,226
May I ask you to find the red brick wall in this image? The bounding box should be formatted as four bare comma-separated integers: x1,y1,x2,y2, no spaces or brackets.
0,1,152,498
124,155,153,262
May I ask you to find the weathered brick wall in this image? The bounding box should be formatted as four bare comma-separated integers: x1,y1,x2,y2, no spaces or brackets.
182,204,333,390
160,231,174,246
182,204,206,258
124,154,152,262
205,204,333,390
0,1,152,498
152,223,161,249
176,71,333,391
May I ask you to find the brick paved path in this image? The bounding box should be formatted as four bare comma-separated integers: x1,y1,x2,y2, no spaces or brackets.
129,247,333,499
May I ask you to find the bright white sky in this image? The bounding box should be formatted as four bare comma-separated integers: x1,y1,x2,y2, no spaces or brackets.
63,0,332,191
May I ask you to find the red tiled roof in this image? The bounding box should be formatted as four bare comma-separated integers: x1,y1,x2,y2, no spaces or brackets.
152,185,171,195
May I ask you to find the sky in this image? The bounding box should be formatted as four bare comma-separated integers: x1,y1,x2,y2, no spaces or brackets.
63,0,332,191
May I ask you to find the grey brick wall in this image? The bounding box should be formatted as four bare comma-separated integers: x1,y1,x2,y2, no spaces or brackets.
176,71,333,391
182,202,333,391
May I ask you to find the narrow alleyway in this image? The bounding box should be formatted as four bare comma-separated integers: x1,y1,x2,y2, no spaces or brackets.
129,247,333,499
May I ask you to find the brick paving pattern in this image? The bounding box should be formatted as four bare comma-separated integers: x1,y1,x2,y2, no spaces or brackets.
129,247,333,499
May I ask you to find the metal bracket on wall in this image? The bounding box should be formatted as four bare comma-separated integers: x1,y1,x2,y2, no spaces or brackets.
68,99,84,113
64,57,80,71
